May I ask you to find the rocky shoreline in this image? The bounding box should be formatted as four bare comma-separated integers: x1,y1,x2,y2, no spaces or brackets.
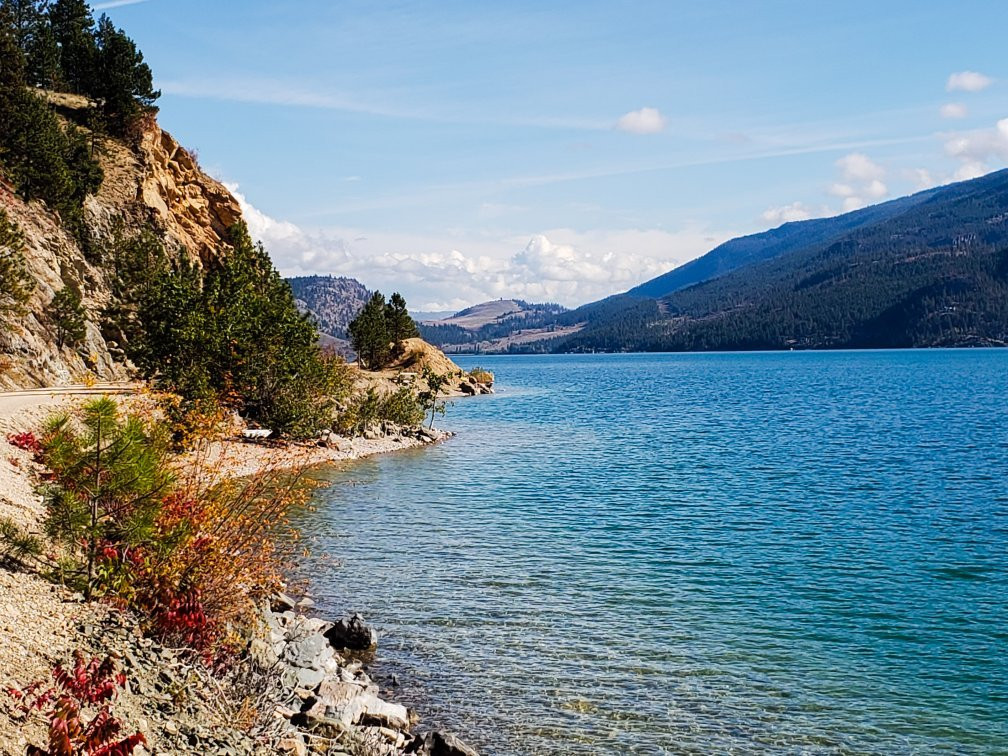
252,597,478,756
0,389,479,755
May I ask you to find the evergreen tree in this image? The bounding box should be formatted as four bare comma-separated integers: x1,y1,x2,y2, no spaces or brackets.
135,223,348,437
93,14,158,136
384,291,419,345
0,0,44,53
42,397,173,600
0,210,33,322
47,0,95,93
0,7,26,88
49,283,86,349
348,292,389,370
25,18,59,88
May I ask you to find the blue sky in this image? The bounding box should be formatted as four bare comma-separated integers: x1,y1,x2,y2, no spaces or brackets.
96,0,1008,309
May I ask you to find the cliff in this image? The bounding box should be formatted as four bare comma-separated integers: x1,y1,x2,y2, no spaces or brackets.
0,93,242,389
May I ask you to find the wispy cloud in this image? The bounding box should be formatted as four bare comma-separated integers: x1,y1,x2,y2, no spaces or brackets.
946,71,993,92
91,0,149,9
940,102,968,119
615,107,668,135
160,77,612,131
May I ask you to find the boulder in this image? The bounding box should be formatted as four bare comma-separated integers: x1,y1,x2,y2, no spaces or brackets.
324,613,378,651
407,731,480,756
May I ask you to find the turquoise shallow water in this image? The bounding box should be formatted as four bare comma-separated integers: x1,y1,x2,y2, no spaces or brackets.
294,351,1008,754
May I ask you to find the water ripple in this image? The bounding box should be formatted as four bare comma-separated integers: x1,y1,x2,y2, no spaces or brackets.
292,351,1008,754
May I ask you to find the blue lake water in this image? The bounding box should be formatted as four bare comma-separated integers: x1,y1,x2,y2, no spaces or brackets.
295,351,1008,754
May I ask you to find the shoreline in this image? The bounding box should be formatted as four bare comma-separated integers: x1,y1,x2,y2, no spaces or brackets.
0,388,474,755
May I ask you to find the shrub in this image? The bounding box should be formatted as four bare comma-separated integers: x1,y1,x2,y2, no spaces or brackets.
10,651,146,756
7,429,42,456
335,385,424,436
36,397,312,662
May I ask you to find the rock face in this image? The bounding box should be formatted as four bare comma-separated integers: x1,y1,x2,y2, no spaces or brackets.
0,103,242,390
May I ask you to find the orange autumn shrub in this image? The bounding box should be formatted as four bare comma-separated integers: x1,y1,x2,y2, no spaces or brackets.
44,398,315,662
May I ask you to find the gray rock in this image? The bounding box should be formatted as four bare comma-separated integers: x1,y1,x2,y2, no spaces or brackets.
295,665,326,689
289,632,333,669
324,613,378,651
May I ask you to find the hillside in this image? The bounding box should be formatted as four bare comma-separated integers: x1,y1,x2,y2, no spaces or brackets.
418,298,568,352
0,93,242,388
288,274,371,338
545,170,1008,352
628,189,943,299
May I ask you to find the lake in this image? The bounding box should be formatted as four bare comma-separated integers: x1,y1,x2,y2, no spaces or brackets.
294,350,1008,754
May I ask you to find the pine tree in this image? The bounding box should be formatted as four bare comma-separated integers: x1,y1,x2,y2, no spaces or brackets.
49,284,86,349
384,291,419,346
25,18,59,88
0,210,33,322
0,0,45,52
348,292,389,370
93,14,158,136
47,0,95,94
42,397,173,600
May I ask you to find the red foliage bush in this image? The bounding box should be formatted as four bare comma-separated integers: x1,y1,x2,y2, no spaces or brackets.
10,652,146,756
7,430,42,457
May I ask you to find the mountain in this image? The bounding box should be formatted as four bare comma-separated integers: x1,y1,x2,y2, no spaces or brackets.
554,169,1008,352
417,299,570,352
628,189,944,299
287,275,371,339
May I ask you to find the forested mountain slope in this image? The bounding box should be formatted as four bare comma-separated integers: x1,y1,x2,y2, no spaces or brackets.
554,169,1008,352
288,275,371,338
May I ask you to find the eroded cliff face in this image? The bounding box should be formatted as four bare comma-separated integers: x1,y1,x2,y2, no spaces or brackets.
0,108,243,389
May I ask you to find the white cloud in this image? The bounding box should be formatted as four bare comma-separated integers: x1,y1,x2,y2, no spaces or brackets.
761,202,817,224
946,71,993,93
227,184,730,309
942,117,1008,181
940,102,968,119
91,0,149,8
615,107,667,135
826,152,888,211
836,152,885,182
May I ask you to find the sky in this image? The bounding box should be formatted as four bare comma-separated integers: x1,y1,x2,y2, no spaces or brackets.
95,0,1008,311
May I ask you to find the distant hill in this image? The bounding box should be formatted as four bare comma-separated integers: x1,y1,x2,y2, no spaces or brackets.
418,299,569,352
550,169,1008,352
288,276,371,339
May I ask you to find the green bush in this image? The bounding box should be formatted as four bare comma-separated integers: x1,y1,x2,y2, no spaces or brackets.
335,385,425,436
134,222,351,439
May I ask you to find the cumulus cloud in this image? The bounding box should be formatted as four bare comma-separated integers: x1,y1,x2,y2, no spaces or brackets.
615,107,667,134
227,184,730,309
761,202,817,224
940,102,968,119
942,117,1008,181
826,152,888,211
946,71,993,93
